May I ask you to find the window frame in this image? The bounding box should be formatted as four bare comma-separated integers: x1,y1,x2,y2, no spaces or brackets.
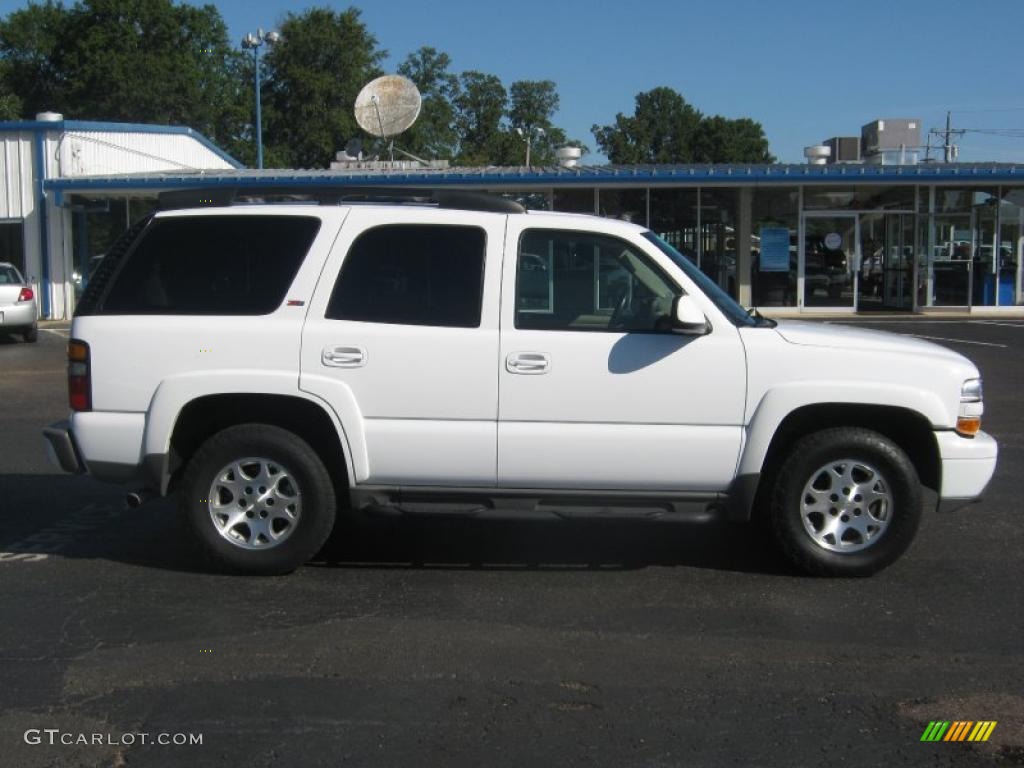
325,222,489,329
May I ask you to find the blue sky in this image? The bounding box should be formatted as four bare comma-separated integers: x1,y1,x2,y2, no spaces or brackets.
4,0,1024,163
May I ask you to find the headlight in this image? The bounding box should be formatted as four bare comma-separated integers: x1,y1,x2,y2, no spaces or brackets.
961,378,983,403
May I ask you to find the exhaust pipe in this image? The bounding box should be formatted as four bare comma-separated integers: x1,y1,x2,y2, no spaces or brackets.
125,489,156,508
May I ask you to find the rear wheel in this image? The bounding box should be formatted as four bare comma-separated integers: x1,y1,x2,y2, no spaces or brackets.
770,428,921,576
22,324,37,343
180,424,336,575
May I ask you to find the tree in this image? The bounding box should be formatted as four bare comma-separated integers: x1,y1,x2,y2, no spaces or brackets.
0,61,21,119
451,70,507,165
502,79,571,166
261,7,384,169
592,86,774,164
0,0,248,158
693,115,775,163
0,0,68,117
397,46,458,160
592,87,702,164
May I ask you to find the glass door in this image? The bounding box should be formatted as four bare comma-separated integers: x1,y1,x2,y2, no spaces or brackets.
884,214,915,309
802,214,858,309
857,212,914,310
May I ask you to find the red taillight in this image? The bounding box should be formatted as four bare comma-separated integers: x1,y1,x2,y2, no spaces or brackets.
18,286,33,302
68,340,91,412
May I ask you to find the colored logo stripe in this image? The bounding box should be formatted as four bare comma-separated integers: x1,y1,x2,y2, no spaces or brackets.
944,721,972,741
921,721,950,741
920,721,996,742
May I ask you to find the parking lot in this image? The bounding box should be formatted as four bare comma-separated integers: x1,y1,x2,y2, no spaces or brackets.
1,319,1022,767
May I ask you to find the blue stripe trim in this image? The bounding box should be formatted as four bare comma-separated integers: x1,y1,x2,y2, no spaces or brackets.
31,132,50,318
0,120,244,169
43,164,1023,194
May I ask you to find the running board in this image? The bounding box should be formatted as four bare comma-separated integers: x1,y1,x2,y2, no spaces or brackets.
350,486,727,523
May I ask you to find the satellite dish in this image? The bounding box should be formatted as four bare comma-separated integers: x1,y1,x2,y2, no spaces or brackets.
354,75,422,139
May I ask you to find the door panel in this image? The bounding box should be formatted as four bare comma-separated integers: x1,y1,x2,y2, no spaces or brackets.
498,223,746,492
300,208,505,486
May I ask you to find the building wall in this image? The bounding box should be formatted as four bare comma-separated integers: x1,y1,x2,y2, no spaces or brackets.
56,131,235,177
1,125,240,319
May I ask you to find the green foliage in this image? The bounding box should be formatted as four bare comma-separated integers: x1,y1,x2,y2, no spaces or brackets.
451,70,507,165
693,115,775,163
0,2,597,169
397,46,458,160
593,87,702,164
0,0,248,156
262,7,385,168
0,61,21,119
502,80,575,166
593,86,774,164
0,0,67,117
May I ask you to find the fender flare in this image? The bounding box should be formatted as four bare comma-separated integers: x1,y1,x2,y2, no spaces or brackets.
142,370,366,493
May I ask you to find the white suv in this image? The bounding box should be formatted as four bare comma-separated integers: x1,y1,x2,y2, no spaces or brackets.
43,189,998,576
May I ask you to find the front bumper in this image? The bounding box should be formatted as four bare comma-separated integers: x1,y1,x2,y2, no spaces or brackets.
935,429,998,511
42,420,85,474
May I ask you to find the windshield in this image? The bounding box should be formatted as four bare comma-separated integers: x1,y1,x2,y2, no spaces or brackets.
642,231,765,328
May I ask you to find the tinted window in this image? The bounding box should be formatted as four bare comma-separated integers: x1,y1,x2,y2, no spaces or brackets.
326,225,485,328
100,215,320,315
515,230,679,332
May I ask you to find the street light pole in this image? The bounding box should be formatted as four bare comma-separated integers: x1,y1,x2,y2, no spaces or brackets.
516,126,545,169
241,28,281,170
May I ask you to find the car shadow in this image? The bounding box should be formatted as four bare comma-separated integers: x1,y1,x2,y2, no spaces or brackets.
0,473,792,576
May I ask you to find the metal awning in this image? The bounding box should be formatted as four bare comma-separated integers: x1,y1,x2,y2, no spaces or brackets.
45,162,1024,205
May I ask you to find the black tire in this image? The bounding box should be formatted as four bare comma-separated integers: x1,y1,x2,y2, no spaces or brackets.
23,324,37,343
180,424,336,575
769,427,921,577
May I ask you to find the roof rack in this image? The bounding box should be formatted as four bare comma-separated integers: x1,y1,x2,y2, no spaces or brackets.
157,186,527,214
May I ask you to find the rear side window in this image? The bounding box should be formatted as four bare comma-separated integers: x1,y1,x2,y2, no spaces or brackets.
0,266,21,284
99,215,320,315
326,224,485,328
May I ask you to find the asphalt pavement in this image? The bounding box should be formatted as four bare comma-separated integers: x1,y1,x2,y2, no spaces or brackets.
0,319,1022,767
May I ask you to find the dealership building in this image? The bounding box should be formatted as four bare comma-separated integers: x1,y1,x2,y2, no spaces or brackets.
3,114,1022,319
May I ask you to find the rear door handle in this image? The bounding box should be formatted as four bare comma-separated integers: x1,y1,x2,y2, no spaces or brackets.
322,345,366,368
506,352,550,374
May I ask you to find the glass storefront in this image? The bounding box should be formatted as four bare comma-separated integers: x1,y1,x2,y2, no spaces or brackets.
599,188,646,225
699,188,738,298
552,188,594,214
803,214,857,308
859,212,914,310
548,181,1024,312
998,188,1024,305
649,188,698,263
751,187,798,307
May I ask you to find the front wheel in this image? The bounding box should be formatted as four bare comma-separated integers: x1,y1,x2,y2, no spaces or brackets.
180,424,336,575
770,428,922,576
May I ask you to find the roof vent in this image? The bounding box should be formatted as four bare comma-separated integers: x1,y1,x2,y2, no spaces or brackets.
803,145,831,165
35,111,63,122
556,146,582,168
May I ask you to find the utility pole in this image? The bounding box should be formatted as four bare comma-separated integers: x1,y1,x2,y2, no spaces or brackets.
944,111,953,162
929,111,965,163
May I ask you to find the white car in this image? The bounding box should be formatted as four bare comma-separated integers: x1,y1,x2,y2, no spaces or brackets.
43,189,997,576
0,262,38,343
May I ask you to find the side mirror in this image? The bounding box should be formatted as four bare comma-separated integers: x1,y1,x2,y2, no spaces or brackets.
671,295,709,335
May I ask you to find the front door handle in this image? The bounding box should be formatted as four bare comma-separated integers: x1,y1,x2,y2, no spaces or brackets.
322,345,366,368
506,352,550,374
